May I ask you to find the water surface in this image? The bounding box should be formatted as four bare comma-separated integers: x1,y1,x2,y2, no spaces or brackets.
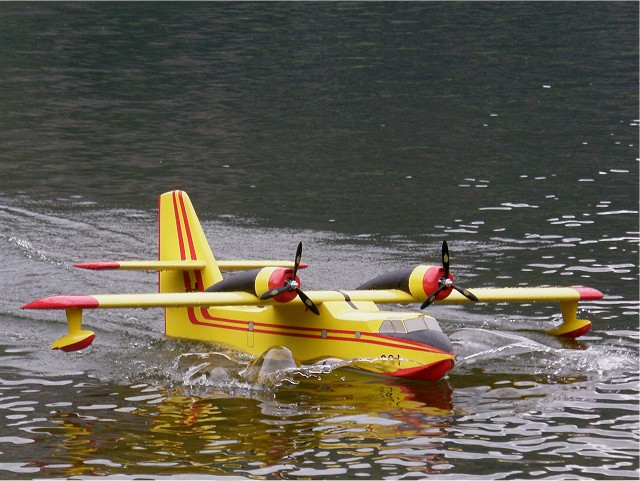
1,2,638,479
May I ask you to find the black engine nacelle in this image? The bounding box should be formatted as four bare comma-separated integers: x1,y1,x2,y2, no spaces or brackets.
206,267,300,304
356,265,455,302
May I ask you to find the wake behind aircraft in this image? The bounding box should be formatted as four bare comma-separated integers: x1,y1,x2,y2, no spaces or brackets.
22,191,603,382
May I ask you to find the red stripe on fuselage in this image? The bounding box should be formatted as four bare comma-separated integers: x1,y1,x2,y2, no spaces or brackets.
183,307,450,355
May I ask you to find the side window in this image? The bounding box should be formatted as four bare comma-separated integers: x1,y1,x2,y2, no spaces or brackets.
379,320,395,333
392,319,406,333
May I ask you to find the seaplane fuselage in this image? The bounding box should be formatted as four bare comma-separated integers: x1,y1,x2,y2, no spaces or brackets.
168,302,454,382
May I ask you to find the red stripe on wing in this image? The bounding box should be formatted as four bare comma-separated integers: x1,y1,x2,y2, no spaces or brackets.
571,287,603,301
22,295,100,310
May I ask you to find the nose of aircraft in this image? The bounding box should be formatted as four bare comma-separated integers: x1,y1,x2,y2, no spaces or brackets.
387,328,453,354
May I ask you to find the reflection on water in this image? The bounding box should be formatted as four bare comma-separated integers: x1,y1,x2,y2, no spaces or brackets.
1,341,637,479
0,359,455,478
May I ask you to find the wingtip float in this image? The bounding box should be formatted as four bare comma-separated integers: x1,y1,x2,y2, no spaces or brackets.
22,190,603,381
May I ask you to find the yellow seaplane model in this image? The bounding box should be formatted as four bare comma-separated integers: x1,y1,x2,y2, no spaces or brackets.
23,190,603,382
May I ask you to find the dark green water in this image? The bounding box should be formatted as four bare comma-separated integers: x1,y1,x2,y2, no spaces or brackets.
1,2,638,479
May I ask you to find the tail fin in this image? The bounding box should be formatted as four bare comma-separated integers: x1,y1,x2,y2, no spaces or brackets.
158,191,223,293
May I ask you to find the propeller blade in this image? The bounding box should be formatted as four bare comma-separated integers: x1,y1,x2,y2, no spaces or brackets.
296,288,320,315
442,240,450,279
452,284,479,302
260,284,291,300
293,243,319,314
421,285,447,309
293,242,302,279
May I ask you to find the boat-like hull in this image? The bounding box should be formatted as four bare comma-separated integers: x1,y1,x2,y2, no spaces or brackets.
166,301,454,382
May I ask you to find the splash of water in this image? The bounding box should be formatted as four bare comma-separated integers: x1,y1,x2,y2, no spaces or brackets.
451,328,638,379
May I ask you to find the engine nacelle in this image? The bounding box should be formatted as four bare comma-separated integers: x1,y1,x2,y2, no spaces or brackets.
356,265,454,301
206,267,300,304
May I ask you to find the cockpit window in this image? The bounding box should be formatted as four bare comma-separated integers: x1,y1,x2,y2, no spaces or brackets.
405,317,429,332
379,319,407,333
380,318,433,334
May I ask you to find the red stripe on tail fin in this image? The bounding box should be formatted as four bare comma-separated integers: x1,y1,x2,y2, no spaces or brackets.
158,191,222,294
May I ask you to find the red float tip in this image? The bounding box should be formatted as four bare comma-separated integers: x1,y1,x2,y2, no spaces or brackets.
54,334,96,352
559,323,592,339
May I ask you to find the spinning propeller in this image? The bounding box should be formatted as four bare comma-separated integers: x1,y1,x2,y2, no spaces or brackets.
260,242,320,315
421,240,479,309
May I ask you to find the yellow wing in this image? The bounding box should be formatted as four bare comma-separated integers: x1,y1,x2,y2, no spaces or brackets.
22,285,602,349
430,286,603,303
22,286,601,310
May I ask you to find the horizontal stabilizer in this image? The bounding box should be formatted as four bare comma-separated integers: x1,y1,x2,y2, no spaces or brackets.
73,260,307,271
74,261,206,271
218,261,308,271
